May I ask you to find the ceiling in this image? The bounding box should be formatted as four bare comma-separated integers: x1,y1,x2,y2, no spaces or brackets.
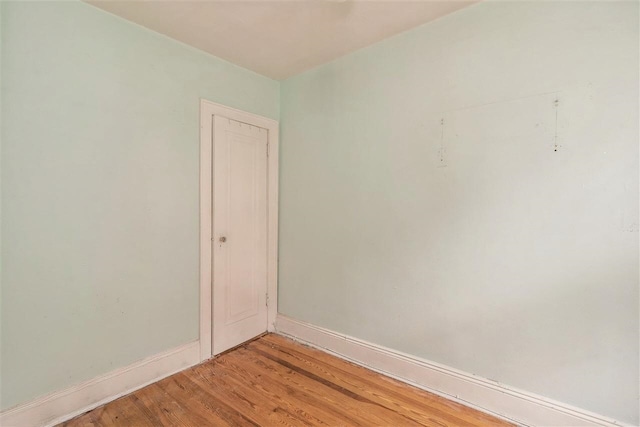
86,0,477,80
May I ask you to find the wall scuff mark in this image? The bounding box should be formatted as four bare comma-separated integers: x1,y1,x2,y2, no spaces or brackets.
438,118,447,167
553,97,560,152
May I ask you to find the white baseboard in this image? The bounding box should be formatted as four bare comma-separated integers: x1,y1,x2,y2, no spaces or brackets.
275,315,626,427
0,341,201,427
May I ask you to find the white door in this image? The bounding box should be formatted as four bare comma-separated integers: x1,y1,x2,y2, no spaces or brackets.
212,116,268,355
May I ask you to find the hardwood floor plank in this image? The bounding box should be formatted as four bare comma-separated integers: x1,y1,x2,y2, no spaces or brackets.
128,394,164,426
129,385,196,427
64,394,152,427
254,336,509,427
239,346,416,426
59,334,514,427
245,346,430,427
165,371,262,427
154,375,239,426
187,363,299,426
260,334,510,426
217,352,361,426
249,339,478,427
218,346,380,426
195,357,332,426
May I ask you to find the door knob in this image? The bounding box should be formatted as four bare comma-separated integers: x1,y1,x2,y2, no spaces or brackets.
219,236,227,243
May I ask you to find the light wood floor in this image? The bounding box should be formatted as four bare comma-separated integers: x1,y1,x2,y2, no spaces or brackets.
61,334,514,426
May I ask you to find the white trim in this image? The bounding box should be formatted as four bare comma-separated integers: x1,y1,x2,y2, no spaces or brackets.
275,315,628,427
0,341,200,427
199,99,279,361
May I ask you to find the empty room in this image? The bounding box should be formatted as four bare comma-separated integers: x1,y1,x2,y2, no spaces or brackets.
1,0,638,426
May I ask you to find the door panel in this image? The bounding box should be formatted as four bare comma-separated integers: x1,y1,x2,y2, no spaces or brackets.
213,116,268,355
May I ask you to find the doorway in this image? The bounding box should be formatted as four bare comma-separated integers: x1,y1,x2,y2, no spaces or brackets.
199,100,279,360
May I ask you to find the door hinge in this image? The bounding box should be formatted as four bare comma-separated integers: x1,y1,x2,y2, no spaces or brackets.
267,142,270,157
266,292,269,307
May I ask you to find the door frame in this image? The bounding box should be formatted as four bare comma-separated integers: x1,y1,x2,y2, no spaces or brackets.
199,99,279,361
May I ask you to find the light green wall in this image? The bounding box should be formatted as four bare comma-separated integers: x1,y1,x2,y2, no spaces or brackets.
279,1,639,423
0,0,278,410
1,0,638,422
